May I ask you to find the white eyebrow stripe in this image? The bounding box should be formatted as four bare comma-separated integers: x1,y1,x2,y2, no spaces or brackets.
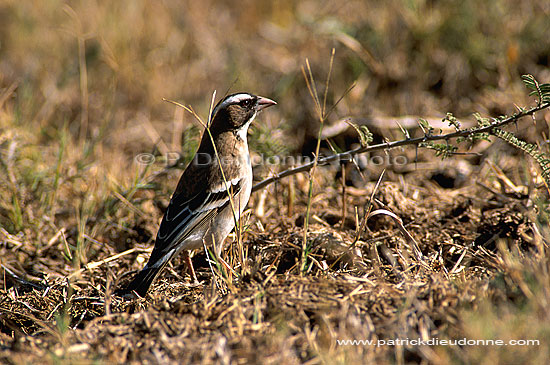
211,93,254,118
224,93,254,105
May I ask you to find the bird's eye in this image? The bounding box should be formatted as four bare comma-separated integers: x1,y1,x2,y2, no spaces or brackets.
239,99,252,108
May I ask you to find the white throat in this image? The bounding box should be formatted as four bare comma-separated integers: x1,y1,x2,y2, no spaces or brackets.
236,111,256,142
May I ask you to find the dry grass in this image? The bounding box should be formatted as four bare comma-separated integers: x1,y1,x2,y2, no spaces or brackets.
1,0,550,363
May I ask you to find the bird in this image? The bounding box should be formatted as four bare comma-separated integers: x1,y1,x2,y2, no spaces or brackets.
117,92,276,298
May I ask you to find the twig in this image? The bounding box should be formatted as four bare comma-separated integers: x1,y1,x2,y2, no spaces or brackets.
253,102,550,192
67,247,150,279
63,5,92,145
366,209,424,263
0,81,18,109
340,161,347,229
300,57,326,273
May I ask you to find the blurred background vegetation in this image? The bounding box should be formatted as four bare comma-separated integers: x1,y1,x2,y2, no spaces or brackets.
2,0,549,141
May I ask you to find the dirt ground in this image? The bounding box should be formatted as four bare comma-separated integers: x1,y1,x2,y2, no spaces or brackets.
2,124,549,363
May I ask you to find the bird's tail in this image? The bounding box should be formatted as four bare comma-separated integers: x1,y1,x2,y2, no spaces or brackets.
115,249,176,298
116,266,161,298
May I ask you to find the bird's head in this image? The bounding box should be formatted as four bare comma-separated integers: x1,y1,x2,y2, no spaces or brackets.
209,93,276,135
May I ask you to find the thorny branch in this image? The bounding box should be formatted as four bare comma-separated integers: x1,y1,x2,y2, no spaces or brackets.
252,102,550,192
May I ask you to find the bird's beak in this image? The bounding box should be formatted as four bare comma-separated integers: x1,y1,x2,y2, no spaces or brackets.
257,96,277,111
